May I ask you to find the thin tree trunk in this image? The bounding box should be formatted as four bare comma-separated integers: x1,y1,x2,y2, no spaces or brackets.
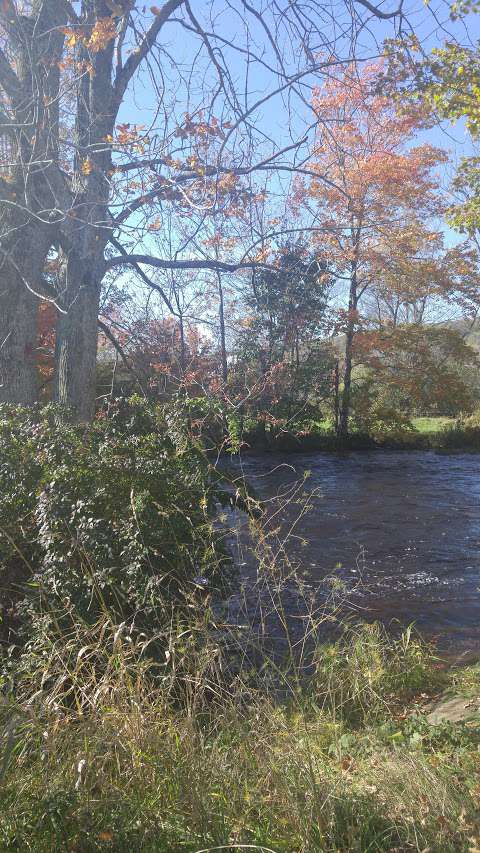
178,313,186,377
217,270,228,384
333,359,340,434
337,261,358,437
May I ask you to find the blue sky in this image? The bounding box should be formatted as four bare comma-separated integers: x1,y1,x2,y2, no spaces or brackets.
118,1,480,215
111,0,480,323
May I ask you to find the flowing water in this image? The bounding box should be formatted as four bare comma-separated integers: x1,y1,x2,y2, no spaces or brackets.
227,451,480,659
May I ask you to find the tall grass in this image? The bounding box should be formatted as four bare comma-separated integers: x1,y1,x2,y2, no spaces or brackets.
1,589,478,852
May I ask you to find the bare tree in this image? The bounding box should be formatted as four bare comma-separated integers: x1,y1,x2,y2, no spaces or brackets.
0,0,415,420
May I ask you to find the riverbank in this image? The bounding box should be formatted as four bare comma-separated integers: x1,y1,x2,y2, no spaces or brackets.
240,417,480,453
2,403,480,851
2,624,480,852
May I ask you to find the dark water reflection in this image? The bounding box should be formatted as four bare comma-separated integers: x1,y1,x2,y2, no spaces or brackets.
231,451,480,658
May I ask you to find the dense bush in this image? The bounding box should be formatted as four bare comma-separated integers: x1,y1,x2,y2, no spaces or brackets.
0,397,226,653
441,410,480,449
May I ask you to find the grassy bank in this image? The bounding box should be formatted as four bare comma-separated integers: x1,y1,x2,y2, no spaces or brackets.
1,623,480,852
411,416,455,433
242,416,480,453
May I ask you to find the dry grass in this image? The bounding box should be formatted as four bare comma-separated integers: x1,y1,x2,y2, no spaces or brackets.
1,607,479,853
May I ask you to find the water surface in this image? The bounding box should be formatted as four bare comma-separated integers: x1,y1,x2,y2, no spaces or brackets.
231,451,480,658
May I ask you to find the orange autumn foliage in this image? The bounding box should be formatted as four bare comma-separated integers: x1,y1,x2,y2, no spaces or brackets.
293,61,454,431
294,61,446,272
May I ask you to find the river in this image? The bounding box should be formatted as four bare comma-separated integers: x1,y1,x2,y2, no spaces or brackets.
225,451,480,660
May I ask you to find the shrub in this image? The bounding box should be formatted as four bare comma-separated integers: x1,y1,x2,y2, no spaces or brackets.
0,397,227,658
441,411,480,449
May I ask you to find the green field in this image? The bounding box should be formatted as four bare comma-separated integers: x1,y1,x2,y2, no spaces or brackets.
411,416,456,433
314,416,455,434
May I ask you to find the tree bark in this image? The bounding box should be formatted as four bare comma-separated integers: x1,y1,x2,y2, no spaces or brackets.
217,270,228,384
0,0,66,405
0,255,38,405
0,202,52,405
333,358,340,434
53,1,115,421
54,257,102,422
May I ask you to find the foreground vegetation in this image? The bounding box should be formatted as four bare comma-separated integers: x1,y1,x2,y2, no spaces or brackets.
2,399,480,852
242,412,480,453
2,621,480,852
0,397,237,654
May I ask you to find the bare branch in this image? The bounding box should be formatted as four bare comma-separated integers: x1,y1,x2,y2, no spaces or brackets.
109,236,176,314
55,0,80,25
354,0,404,20
113,0,185,104
105,253,263,274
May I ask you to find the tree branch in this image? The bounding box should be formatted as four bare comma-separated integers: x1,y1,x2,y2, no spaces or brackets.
109,236,176,314
98,318,148,396
104,254,263,273
55,0,80,25
113,0,184,104
354,0,404,19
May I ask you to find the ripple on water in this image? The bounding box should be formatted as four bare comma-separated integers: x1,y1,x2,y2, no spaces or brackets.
228,450,480,655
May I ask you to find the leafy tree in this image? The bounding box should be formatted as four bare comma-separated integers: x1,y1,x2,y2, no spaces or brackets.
352,324,479,431
246,245,331,367
104,314,216,399
294,61,449,435
232,244,334,432
382,14,480,234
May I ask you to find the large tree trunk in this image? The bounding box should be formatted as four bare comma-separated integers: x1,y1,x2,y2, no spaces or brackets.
0,0,66,405
54,257,102,422
0,205,51,405
52,3,116,422
0,258,38,405
0,176,38,404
